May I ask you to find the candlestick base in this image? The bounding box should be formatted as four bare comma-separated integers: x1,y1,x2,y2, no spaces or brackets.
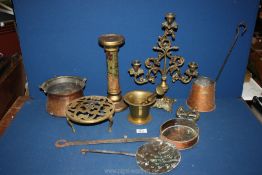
113,99,128,112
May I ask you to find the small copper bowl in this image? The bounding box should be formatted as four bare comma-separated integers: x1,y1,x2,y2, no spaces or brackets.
40,76,86,117
160,118,199,150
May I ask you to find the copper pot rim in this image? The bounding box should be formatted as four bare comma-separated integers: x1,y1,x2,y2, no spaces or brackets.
40,75,87,95
160,118,199,150
159,131,198,145
193,75,216,87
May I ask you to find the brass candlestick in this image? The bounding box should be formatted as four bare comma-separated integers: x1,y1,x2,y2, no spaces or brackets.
99,34,127,112
128,13,198,112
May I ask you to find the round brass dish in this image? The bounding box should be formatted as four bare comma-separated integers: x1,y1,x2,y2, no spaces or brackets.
124,90,156,125
160,118,199,150
66,96,115,132
40,76,86,117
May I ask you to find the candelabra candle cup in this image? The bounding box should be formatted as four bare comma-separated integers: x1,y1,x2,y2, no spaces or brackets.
188,62,198,73
165,12,175,23
124,90,156,125
187,76,216,112
99,34,127,112
132,60,141,72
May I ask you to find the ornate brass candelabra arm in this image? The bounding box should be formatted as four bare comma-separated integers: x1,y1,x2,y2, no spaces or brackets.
128,12,198,112
128,60,161,84
169,61,198,83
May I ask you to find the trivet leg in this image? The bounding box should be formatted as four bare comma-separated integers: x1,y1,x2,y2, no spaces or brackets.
108,116,113,132
66,118,76,133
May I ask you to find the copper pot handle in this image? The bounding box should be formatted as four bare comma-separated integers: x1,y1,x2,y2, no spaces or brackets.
82,78,87,83
39,83,47,93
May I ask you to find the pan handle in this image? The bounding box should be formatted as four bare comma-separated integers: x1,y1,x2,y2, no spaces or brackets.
81,148,136,157
55,137,159,148
215,22,247,82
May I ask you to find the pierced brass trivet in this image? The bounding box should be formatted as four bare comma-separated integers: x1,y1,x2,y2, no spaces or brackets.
66,96,115,132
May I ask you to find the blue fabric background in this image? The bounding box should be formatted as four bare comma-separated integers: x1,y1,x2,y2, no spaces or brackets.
1,1,261,174
12,0,259,99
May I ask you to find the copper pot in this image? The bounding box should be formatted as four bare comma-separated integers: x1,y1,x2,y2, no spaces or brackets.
187,76,216,112
160,118,199,150
40,76,86,117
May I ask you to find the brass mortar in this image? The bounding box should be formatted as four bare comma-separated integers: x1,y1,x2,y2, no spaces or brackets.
124,90,156,125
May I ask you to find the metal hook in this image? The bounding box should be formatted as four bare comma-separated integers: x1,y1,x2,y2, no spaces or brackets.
237,22,247,36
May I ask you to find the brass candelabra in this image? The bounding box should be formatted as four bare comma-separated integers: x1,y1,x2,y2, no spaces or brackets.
128,13,198,111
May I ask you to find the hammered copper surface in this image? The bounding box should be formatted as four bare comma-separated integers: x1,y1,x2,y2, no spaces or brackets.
187,76,216,112
46,91,83,117
40,76,86,117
